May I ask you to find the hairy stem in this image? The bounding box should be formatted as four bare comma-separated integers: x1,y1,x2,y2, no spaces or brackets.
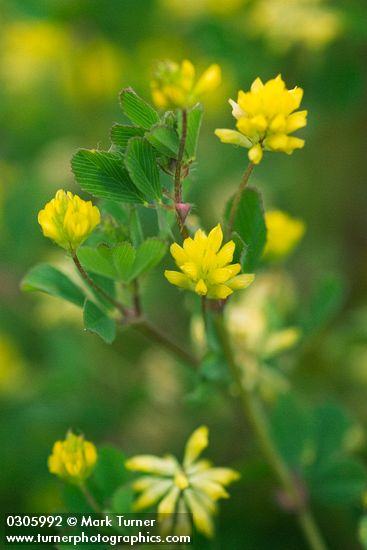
134,319,199,369
72,253,198,370
174,108,189,239
72,252,128,317
213,313,328,550
227,161,254,238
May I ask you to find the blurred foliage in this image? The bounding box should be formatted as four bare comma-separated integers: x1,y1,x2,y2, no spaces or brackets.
1,0,367,548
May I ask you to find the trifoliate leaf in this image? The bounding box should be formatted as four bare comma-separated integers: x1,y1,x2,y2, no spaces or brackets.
129,238,167,279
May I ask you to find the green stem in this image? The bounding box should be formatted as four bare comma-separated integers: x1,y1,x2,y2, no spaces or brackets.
134,319,199,369
72,253,198,370
80,482,101,513
227,161,254,238
174,108,189,239
72,252,128,317
213,313,328,550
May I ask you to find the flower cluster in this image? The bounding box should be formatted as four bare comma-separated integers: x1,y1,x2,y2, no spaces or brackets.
48,431,97,484
38,189,100,251
263,210,305,261
151,59,221,109
126,426,240,538
215,74,307,164
165,224,254,299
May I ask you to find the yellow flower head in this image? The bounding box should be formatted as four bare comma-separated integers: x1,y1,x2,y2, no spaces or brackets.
215,74,307,164
165,224,254,300
126,426,240,538
48,431,97,484
38,189,100,251
151,59,221,109
263,210,305,261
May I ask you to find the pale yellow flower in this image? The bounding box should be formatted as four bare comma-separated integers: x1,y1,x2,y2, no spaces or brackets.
225,272,301,396
126,426,240,538
165,224,254,299
263,210,305,261
38,189,100,251
48,431,97,484
151,59,221,109
249,0,342,53
215,74,307,164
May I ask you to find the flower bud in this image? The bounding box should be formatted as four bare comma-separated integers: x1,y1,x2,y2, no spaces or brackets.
38,189,100,251
48,431,97,484
151,59,221,109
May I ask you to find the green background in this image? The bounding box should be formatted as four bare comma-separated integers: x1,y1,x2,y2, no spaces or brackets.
1,0,367,548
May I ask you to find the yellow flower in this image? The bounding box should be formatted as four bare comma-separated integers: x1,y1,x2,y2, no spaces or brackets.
38,189,100,251
263,210,305,261
164,224,254,299
126,426,240,538
249,0,342,53
215,74,307,164
151,59,221,109
48,431,97,484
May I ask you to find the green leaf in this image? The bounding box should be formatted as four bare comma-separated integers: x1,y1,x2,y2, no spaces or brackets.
270,395,313,470
83,300,116,344
78,240,165,283
125,138,161,201
130,238,167,279
111,486,135,514
112,242,136,282
71,149,144,204
178,103,203,161
307,457,366,505
93,446,129,501
301,275,346,334
129,206,144,247
87,273,116,312
78,246,117,279
156,206,174,240
199,352,229,383
225,187,267,272
231,231,247,265
312,402,353,466
63,484,93,513
119,88,160,129
21,264,85,307
146,124,180,158
110,124,145,149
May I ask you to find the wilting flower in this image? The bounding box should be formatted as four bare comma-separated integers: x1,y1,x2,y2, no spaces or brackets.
215,74,307,164
38,189,100,251
48,431,97,484
126,426,240,538
263,210,305,261
151,59,221,109
165,224,254,299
